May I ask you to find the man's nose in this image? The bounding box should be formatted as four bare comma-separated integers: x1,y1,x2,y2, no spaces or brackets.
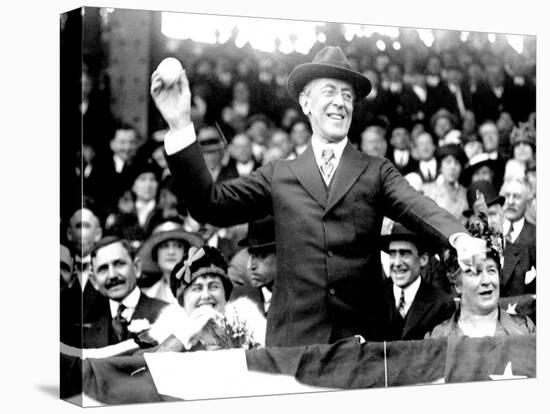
332,91,345,106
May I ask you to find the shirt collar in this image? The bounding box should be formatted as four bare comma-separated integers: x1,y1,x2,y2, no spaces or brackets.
393,276,422,310
109,286,141,320
113,154,125,173
504,217,525,241
311,135,348,166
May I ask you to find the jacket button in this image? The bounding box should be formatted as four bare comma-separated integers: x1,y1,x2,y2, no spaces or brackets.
329,288,336,296
327,250,334,257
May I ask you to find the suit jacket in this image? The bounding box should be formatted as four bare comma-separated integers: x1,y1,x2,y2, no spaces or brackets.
82,292,168,348
384,278,455,340
167,140,466,347
60,280,110,348
386,148,419,176
501,221,536,297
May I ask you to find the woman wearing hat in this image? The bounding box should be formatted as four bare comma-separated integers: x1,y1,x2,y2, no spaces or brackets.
425,205,535,338
422,144,468,220
143,246,265,352
139,220,203,303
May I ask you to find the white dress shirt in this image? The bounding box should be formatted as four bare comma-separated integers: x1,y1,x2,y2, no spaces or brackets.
109,286,141,322
135,199,156,227
236,160,255,176
393,149,410,167
113,154,125,173
419,159,437,181
392,276,421,317
503,217,525,244
311,135,347,185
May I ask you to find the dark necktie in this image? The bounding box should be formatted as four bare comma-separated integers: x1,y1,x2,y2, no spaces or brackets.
397,289,406,318
505,222,514,246
112,303,129,341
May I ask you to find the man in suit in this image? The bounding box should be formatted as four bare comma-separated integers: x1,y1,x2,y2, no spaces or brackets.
386,125,418,176
84,236,169,348
60,203,109,347
410,132,437,183
151,46,485,347
87,123,139,213
382,223,455,340
500,179,536,297
230,216,276,315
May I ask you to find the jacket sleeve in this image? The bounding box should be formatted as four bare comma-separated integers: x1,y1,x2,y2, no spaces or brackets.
166,141,274,227
379,158,467,247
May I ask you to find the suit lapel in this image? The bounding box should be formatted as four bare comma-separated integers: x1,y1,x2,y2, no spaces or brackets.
325,142,369,214
289,144,328,209
402,280,431,338
502,244,521,287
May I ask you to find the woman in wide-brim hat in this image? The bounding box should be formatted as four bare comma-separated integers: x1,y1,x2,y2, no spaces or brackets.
421,144,468,221
138,220,203,304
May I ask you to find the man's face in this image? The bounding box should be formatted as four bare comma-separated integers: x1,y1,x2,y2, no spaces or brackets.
67,208,102,257
433,117,452,138
132,172,158,202
479,123,499,152
472,166,494,184
299,78,354,144
290,121,311,147
414,133,435,161
390,127,410,150
182,275,226,314
457,258,500,316
91,242,139,301
388,240,426,288
110,129,137,162
247,250,276,288
502,180,530,222
231,134,253,163
156,239,186,274
360,128,387,157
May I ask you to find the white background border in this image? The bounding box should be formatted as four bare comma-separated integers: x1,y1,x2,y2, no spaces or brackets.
2,1,546,413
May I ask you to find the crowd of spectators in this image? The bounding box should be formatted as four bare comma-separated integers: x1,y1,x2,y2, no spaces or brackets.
61,29,536,352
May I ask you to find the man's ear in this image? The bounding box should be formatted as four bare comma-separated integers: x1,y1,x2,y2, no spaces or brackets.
133,257,142,279
94,227,103,243
298,92,310,117
419,252,429,268
89,272,100,291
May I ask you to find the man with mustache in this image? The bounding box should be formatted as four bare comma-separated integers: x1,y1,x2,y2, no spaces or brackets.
84,236,169,348
151,46,486,347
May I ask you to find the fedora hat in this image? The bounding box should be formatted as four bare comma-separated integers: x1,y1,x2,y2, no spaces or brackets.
463,180,504,217
238,215,276,250
380,222,436,253
287,46,371,102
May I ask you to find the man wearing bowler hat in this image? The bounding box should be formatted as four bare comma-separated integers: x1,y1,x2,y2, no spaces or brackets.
381,222,455,340
151,46,486,347
231,216,277,315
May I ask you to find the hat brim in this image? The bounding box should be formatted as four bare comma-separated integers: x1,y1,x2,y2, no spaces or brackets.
380,234,435,253
287,63,371,102
237,238,276,249
460,159,498,186
138,230,204,273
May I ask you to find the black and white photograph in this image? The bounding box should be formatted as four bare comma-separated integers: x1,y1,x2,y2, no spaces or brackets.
4,1,548,413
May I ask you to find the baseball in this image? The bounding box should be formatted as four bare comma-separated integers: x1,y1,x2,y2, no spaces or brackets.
156,57,183,86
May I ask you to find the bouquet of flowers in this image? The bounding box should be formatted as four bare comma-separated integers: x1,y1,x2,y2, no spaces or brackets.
200,312,261,350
